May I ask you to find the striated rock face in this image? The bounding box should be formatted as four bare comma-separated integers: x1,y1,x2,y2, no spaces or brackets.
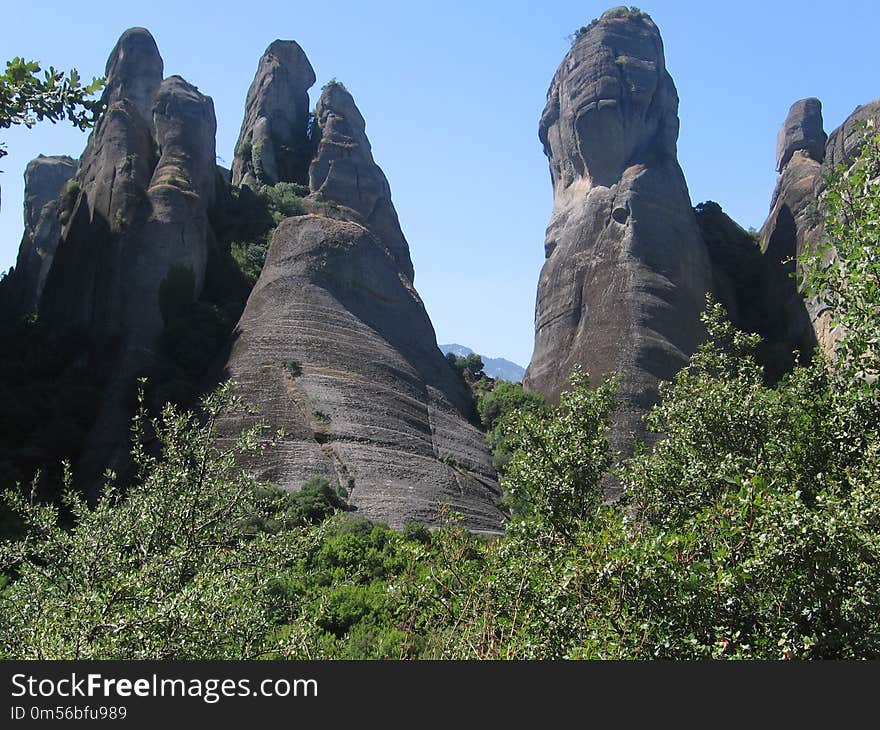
231,40,316,188
524,9,713,474
760,97,880,356
5,156,76,315
102,27,164,128
223,214,504,532
223,71,502,531
308,82,414,282
825,100,880,171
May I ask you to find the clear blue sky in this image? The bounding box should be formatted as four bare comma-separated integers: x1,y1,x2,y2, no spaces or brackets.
1,1,877,366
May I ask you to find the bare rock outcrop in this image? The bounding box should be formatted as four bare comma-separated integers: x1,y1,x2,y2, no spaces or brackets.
231,40,316,188
102,27,165,129
760,97,880,356
223,72,502,530
524,8,714,476
42,34,216,350
4,156,76,315
308,82,414,282
695,200,812,379
776,97,826,172
35,29,219,484
223,213,503,532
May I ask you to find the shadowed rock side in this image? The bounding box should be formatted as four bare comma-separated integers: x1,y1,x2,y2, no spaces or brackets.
309,82,414,282
695,201,811,380
231,40,316,188
222,215,504,532
36,28,219,485
524,9,713,479
4,156,76,315
760,97,880,356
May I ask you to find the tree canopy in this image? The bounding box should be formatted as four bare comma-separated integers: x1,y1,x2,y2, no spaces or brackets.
0,57,104,161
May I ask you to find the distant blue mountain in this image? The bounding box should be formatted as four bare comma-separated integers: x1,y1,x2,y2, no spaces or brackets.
439,344,526,383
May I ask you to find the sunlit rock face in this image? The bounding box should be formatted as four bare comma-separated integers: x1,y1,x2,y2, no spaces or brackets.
525,9,714,484
223,76,503,532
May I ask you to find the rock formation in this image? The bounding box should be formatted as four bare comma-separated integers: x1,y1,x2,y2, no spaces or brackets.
308,82,413,281
4,156,76,315
222,214,502,532
524,8,714,474
760,97,880,355
41,30,217,349
223,79,503,531
231,40,316,188
695,200,810,379
32,28,219,483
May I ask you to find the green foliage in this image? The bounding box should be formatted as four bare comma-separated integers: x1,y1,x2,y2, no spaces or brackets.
322,78,348,93
230,239,269,285
803,122,880,386
501,368,616,531
251,141,265,183
476,380,548,473
234,137,252,160
571,7,649,43
283,359,302,377
0,57,104,160
446,351,485,381
0,385,314,659
264,181,306,220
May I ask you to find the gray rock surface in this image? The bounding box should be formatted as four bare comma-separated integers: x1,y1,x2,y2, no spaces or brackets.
524,9,714,478
231,40,315,188
42,70,217,349
308,82,414,282
776,97,826,172
222,214,504,532
760,97,880,356
695,200,812,379
37,30,218,486
6,155,76,315
102,27,164,130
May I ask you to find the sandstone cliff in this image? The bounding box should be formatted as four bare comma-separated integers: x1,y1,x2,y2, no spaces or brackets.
4,156,76,316
41,29,217,350
32,28,220,485
223,74,502,531
524,8,714,475
231,40,315,188
760,97,880,355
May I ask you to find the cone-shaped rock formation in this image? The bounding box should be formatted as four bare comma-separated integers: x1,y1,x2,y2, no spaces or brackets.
223,72,502,530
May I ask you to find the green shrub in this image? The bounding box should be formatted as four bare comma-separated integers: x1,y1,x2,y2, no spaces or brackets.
234,137,253,160
264,182,306,218
251,141,265,183
230,239,269,285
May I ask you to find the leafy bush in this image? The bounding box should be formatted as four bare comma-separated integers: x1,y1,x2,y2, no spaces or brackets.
264,182,306,220
0,385,314,659
230,239,269,285
476,380,548,473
